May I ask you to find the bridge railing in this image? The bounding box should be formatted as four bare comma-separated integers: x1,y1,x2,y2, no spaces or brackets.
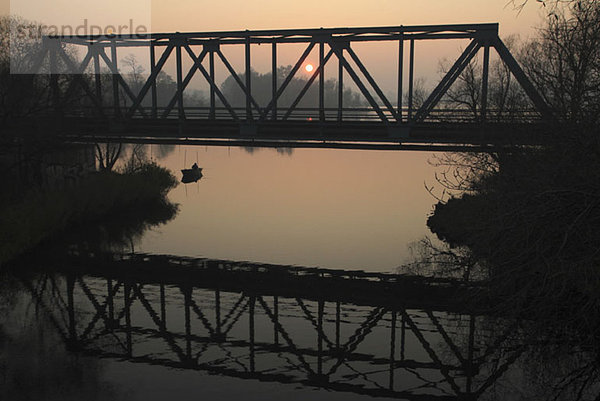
58,105,544,124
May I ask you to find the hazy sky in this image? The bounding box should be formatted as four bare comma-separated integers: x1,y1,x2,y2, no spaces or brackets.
4,0,549,93
4,0,546,38
149,0,544,37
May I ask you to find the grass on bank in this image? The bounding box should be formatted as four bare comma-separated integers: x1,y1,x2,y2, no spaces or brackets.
0,162,178,265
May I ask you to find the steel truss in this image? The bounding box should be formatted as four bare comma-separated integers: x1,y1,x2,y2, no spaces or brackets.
21,251,524,400
34,24,552,139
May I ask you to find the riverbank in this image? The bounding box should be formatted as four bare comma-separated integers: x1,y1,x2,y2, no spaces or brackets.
426,127,600,342
0,162,178,266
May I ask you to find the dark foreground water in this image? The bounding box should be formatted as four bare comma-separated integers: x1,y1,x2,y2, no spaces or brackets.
2,145,600,400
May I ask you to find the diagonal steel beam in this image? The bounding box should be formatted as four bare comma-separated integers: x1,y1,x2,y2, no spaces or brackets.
327,307,387,377
295,298,336,348
414,39,481,123
187,293,216,336
126,43,174,118
402,311,462,395
331,43,389,123
161,48,208,118
183,44,240,121
133,283,188,361
215,48,262,114
426,311,467,366
98,49,148,117
283,48,334,120
19,277,69,342
60,49,93,107
346,46,399,120
27,46,49,75
492,37,554,121
256,296,315,374
56,47,104,114
260,42,316,120
220,293,247,328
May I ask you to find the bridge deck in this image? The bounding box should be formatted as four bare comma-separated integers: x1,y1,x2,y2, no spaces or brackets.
32,250,488,313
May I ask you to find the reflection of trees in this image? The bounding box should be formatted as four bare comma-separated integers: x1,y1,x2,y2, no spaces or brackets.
95,142,177,171
242,146,294,156
64,196,178,253
220,66,364,108
153,144,176,160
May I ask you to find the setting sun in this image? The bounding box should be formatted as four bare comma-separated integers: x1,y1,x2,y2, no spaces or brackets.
305,64,314,72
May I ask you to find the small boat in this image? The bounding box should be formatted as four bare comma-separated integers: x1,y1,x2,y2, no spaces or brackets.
181,163,203,183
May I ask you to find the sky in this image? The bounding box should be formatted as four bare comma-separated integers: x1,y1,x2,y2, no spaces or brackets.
4,0,546,36
148,0,544,37
3,0,549,93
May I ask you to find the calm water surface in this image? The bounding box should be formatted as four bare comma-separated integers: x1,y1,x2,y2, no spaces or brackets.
3,145,597,401
136,145,439,271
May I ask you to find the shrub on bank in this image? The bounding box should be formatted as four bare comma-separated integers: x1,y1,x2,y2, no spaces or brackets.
0,162,178,265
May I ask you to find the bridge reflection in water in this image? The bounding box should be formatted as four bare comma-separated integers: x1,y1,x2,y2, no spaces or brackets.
23,252,521,400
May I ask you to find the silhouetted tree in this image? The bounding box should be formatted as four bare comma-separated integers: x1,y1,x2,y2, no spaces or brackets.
439,36,529,122
220,65,364,110
520,0,600,124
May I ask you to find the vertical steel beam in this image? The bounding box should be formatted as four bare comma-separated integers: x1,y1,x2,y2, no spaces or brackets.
338,50,343,122
249,295,256,372
124,282,132,357
107,278,115,323
317,300,324,375
492,36,553,120
332,44,388,122
481,44,490,122
400,313,406,360
335,301,340,350
67,273,76,343
414,39,481,122
176,42,184,120
111,41,121,116
93,47,102,111
184,286,192,361
272,42,277,120
215,288,221,335
467,314,476,394
124,44,174,118
49,42,60,116
260,42,316,120
346,46,398,119
397,36,404,122
319,41,325,121
209,49,216,119
282,49,334,120
408,39,415,122
160,283,166,326
150,42,157,118
245,38,252,121
274,296,279,345
98,50,146,117
389,310,397,390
